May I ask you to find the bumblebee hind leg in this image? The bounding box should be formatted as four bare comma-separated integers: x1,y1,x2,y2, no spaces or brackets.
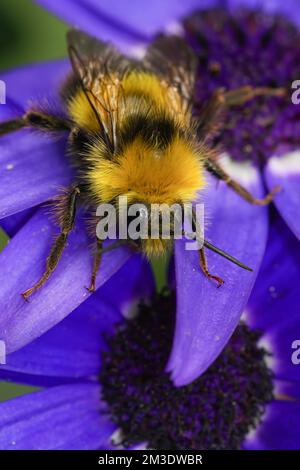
21,186,80,301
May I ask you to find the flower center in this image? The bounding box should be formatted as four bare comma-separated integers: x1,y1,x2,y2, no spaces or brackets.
184,8,300,165
100,291,274,450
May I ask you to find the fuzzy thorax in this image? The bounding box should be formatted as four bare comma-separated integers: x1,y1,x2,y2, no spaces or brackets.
87,136,206,205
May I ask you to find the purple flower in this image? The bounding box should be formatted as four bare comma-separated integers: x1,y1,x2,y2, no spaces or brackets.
0,212,299,450
0,0,300,390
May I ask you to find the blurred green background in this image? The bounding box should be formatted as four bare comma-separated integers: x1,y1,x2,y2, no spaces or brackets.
0,0,166,403
0,0,68,403
0,0,68,70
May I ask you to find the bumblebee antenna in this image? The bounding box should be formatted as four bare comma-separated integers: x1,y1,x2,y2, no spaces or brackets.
203,239,253,272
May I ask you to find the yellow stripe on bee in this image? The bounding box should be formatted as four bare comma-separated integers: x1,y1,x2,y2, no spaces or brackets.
122,71,186,124
68,89,100,132
67,71,186,132
122,71,167,107
88,136,206,206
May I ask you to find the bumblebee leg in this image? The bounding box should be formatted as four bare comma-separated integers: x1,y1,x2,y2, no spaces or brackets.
86,239,137,293
21,186,80,301
195,91,224,141
183,222,253,272
204,157,280,205
86,239,103,293
0,118,26,136
205,85,284,203
199,247,224,287
0,110,70,137
196,85,286,141
220,85,286,107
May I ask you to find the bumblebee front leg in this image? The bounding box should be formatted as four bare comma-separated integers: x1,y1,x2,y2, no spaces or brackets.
204,157,280,205
21,186,80,301
199,247,224,287
0,110,71,137
86,239,136,293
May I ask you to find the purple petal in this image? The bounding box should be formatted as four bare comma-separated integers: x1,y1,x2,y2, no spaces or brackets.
0,208,36,238
36,0,206,47
35,0,300,49
0,102,21,121
0,209,131,353
247,213,300,384
276,379,300,400
168,158,268,386
2,59,69,110
265,152,300,241
99,254,155,315
244,399,300,450
0,60,73,218
0,383,116,450
0,370,82,387
0,299,120,382
0,255,154,383
0,132,72,219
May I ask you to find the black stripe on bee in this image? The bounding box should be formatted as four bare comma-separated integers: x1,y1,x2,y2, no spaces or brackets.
119,113,178,151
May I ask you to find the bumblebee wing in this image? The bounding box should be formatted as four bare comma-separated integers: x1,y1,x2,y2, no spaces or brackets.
67,29,131,150
143,35,197,111
67,29,131,83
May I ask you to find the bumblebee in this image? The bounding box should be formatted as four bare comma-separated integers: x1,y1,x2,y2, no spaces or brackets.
0,30,281,300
